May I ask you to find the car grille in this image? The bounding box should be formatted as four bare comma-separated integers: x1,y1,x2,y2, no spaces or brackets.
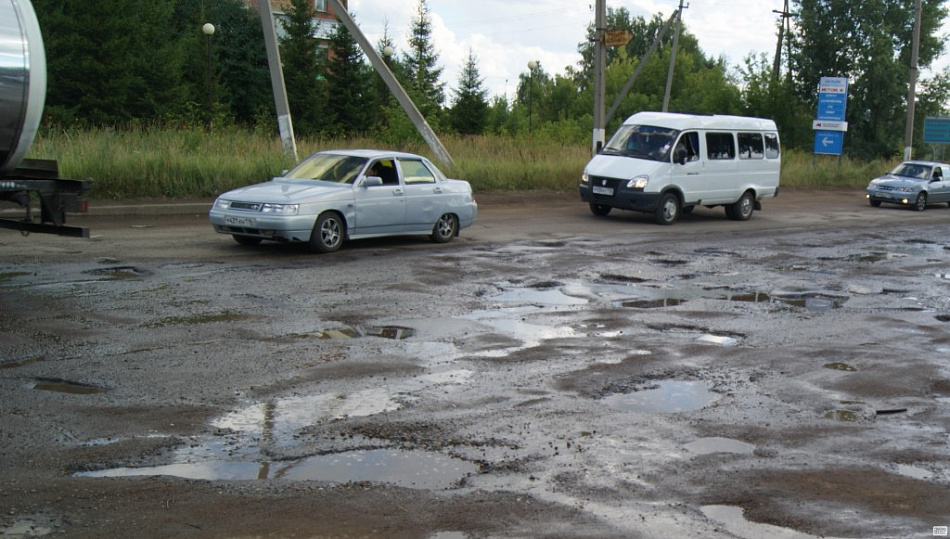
230,202,262,211
876,185,894,192
588,176,622,190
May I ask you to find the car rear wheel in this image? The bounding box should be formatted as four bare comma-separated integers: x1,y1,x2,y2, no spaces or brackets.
310,212,344,253
914,192,927,212
232,234,262,246
589,203,612,216
654,192,680,225
727,191,755,221
431,213,458,243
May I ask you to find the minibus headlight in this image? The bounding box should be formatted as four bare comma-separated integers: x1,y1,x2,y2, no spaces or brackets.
627,176,649,189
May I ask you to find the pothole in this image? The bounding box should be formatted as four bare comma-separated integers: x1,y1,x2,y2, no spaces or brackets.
84,266,151,279
684,437,755,455
31,378,106,395
310,325,416,340
602,380,718,413
78,448,478,488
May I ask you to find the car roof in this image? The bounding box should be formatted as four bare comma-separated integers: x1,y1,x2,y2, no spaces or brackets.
313,149,428,161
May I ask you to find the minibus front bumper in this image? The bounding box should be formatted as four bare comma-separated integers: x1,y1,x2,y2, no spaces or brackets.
580,183,660,212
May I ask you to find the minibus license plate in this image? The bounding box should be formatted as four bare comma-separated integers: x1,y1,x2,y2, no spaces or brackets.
592,186,614,196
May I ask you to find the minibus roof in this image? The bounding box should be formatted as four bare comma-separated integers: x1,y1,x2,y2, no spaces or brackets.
622,112,777,131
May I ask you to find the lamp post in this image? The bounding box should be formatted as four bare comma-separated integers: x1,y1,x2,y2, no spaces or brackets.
202,23,215,129
527,60,538,135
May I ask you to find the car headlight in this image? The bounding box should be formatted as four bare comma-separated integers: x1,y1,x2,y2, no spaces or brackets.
261,203,299,215
581,173,590,184
626,175,649,189
214,199,231,210
897,186,917,193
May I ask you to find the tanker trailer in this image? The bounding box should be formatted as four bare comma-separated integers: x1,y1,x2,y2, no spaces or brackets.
0,0,89,237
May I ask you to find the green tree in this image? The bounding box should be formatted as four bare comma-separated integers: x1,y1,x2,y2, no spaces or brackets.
279,0,327,137
449,49,489,135
35,0,187,126
325,13,372,135
402,0,445,120
791,0,949,158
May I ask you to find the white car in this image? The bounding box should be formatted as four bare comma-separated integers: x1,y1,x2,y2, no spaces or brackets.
210,149,477,252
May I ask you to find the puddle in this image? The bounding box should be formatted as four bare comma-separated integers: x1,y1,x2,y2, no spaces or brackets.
603,380,717,413
311,325,415,340
492,287,588,306
459,306,575,357
702,504,832,539
31,378,105,395
621,298,686,308
891,464,934,481
823,362,858,372
696,334,738,346
84,266,151,279
78,448,477,488
0,356,44,370
824,410,859,422
685,437,755,455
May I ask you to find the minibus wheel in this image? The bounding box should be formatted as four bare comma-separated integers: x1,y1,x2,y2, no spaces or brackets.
654,193,680,225
727,191,755,221
589,203,612,216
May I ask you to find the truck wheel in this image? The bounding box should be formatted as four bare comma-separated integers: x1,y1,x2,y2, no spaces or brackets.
654,193,680,225
728,191,755,221
589,203,612,216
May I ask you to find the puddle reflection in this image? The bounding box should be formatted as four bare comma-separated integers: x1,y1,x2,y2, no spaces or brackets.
604,380,717,413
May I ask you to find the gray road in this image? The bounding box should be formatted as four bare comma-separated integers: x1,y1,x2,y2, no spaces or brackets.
1,189,949,538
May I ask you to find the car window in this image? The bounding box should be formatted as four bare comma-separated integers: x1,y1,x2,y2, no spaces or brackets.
705,132,735,160
673,132,700,163
764,133,780,159
737,133,764,160
892,163,931,179
400,159,437,184
286,154,368,184
366,159,398,185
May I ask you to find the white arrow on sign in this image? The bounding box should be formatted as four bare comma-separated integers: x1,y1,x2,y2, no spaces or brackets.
822,136,835,147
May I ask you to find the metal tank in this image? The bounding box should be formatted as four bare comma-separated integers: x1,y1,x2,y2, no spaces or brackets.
0,0,47,176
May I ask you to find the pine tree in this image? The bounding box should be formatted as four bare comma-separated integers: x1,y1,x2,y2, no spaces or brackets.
402,0,445,119
279,0,327,137
449,49,489,135
325,13,372,135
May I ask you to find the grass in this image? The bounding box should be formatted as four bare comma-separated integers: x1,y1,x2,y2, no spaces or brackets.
29,127,897,199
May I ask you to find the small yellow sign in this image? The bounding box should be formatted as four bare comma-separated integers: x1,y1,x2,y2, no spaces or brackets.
604,29,633,47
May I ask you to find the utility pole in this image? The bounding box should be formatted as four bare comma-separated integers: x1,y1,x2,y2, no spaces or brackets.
772,0,793,81
592,0,606,155
258,0,297,161
904,0,922,161
662,0,685,112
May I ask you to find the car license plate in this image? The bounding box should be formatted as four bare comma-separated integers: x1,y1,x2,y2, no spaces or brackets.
592,186,614,196
226,216,256,227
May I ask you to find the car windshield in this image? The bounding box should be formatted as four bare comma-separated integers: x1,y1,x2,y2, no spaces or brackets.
284,154,369,183
890,163,932,180
601,124,679,161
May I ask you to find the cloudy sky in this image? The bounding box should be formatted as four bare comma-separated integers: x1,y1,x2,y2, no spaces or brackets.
347,0,787,101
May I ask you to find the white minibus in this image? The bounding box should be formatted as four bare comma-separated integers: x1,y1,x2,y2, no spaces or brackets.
579,112,781,225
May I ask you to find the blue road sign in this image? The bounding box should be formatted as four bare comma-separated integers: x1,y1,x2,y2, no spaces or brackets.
924,117,950,144
814,130,844,155
817,92,847,122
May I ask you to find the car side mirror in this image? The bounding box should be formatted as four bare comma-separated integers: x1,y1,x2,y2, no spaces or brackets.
362,176,384,187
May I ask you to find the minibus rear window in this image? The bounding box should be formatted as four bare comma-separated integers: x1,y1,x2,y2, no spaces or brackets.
765,133,780,159
738,133,765,159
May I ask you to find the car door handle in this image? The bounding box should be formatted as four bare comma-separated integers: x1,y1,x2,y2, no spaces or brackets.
433,187,443,193
393,188,404,196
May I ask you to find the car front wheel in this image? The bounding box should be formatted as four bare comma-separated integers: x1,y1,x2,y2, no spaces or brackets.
310,212,344,253
654,192,680,225
914,192,927,212
869,199,882,207
431,213,458,243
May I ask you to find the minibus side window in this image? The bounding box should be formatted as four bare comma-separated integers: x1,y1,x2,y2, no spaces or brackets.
673,132,700,163
706,132,735,160
737,133,765,159
764,133,780,159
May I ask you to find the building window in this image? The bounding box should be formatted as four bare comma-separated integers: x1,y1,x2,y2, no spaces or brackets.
315,0,327,12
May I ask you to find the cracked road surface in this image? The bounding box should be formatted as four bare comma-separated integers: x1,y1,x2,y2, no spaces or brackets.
1,190,949,538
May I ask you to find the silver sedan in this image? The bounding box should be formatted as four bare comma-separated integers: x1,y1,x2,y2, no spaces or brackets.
209,149,477,253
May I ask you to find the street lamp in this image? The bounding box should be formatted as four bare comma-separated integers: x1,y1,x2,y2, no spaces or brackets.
527,60,538,135
202,23,215,129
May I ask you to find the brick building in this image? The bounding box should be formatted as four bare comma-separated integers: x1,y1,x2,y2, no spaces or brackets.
245,0,347,52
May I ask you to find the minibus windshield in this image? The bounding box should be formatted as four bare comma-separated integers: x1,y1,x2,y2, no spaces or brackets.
602,124,679,162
